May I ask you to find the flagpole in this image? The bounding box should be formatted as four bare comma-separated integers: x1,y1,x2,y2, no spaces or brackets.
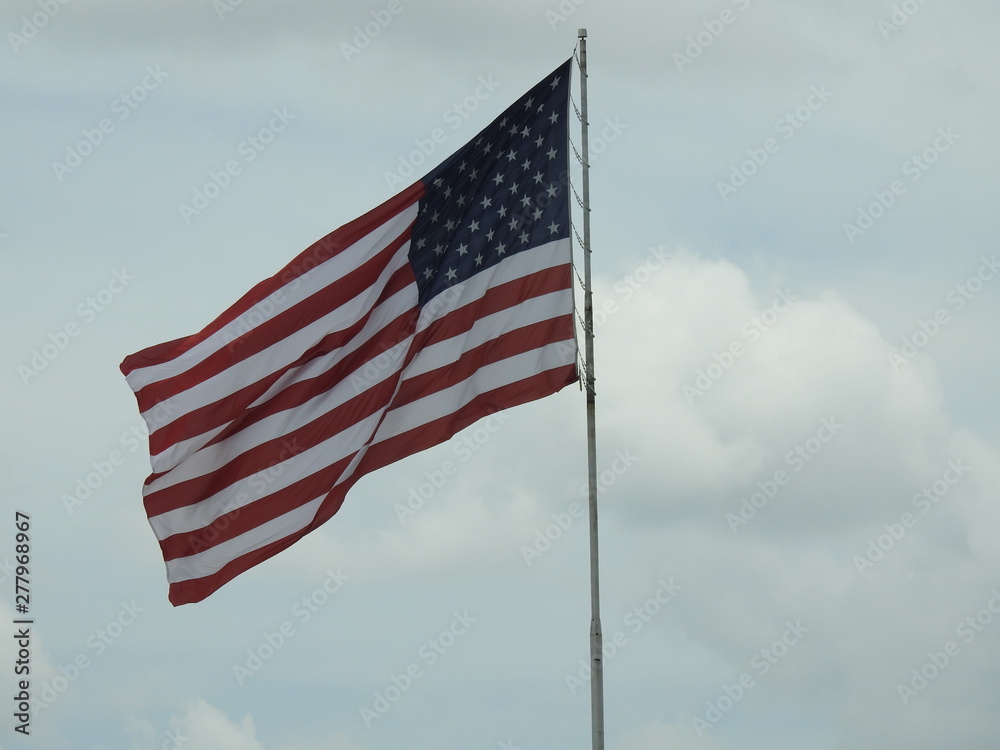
577,28,605,750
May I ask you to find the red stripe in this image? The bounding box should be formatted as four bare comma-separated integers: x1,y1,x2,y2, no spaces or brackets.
121,183,423,378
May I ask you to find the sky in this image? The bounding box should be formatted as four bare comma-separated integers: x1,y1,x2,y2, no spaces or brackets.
2,1,999,749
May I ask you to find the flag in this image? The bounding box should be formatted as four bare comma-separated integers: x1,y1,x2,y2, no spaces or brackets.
120,60,579,606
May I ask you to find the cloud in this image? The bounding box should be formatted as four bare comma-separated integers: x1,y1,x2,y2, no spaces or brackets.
125,698,366,750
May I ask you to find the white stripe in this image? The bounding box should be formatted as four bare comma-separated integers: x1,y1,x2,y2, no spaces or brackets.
165,496,325,584
127,201,419,392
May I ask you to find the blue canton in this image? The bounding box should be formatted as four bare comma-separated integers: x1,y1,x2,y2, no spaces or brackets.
409,60,572,307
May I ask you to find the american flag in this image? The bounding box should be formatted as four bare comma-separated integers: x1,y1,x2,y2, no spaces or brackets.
121,60,578,605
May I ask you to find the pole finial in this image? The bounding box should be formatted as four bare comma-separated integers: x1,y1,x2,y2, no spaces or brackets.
578,27,587,38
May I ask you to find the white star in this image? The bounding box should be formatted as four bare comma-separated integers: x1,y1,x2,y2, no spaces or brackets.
546,147,558,160
492,173,504,186
433,244,445,255
445,268,458,281
519,231,530,244
550,76,561,89
509,123,520,136
521,126,530,137
486,228,495,241
548,111,559,125
430,211,440,222
458,160,467,172
508,182,520,194
443,186,453,198
423,267,433,279
508,216,520,231
416,238,426,249
521,159,531,171
456,243,469,256
548,220,560,234
468,219,480,232
474,253,484,266
498,205,508,218
520,194,532,208
480,196,493,210
445,219,457,231
546,184,558,198
468,168,479,180
533,171,544,184
499,117,508,128
523,97,534,109
457,194,467,207
433,177,443,187
532,208,543,221
496,242,507,255
483,142,492,154
535,135,544,148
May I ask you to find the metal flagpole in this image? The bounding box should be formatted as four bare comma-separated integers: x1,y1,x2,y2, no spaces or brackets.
576,27,605,750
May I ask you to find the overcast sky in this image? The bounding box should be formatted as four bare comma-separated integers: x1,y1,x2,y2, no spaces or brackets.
2,1,1000,749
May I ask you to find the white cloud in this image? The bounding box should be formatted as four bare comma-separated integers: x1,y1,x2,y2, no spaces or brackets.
125,698,367,750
